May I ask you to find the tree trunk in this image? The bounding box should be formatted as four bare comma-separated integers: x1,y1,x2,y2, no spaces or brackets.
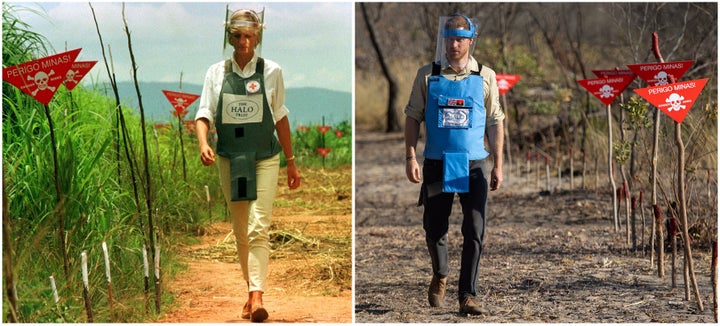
651,32,664,279
360,3,400,132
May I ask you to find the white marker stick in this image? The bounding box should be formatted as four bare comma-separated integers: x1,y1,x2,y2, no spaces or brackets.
154,245,161,280
102,241,111,284
81,251,89,288
205,185,210,203
143,244,149,278
49,275,59,304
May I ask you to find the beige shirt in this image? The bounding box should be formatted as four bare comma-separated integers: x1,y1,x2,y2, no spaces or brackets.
404,56,504,126
195,53,289,125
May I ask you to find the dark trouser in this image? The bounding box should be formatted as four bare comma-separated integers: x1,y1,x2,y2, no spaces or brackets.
421,159,488,302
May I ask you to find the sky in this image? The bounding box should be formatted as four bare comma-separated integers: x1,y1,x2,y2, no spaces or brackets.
8,1,354,93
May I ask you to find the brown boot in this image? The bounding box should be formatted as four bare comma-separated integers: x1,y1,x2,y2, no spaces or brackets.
249,291,268,322
428,275,447,307
459,296,488,316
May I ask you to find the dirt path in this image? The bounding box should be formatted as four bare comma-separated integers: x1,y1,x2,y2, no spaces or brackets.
355,132,716,323
158,218,352,323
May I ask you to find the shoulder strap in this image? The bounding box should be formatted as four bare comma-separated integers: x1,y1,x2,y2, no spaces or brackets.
224,59,232,74
431,62,441,76
255,58,265,75
470,64,482,76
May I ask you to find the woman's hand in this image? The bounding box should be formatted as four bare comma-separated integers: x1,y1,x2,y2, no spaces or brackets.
199,144,216,166
286,162,300,189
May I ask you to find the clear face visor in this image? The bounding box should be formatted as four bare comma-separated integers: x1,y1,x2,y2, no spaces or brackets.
434,15,478,68
224,8,265,56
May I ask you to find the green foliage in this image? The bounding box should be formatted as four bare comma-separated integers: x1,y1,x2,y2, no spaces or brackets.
2,6,352,320
2,3,49,65
3,77,352,321
291,120,352,168
613,140,631,165
621,95,651,130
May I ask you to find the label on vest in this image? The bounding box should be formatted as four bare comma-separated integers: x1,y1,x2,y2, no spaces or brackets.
222,93,263,124
438,95,473,128
440,108,471,128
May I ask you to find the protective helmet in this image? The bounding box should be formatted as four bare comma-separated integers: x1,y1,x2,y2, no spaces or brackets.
224,8,265,55
434,14,478,68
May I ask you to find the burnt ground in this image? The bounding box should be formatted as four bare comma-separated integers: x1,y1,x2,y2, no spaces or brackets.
354,132,717,323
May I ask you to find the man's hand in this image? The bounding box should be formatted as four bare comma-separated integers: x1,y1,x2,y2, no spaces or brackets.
406,158,422,183
490,166,502,191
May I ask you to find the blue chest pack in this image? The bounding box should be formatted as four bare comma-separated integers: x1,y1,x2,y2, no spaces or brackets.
424,63,488,193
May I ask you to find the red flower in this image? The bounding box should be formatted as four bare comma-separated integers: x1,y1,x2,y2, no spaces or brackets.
316,148,331,157
317,126,331,134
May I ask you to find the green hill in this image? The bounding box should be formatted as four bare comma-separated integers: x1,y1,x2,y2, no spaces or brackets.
101,81,350,127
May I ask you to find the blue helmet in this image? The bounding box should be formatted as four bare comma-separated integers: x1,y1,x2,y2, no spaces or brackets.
442,14,476,39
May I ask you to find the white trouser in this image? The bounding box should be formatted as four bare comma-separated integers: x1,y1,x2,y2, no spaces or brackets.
218,154,279,292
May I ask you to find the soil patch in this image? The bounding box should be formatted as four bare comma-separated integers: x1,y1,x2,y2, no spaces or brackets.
158,166,352,323
354,132,716,323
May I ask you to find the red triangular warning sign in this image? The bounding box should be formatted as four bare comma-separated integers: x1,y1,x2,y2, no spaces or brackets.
2,48,82,105
63,60,97,91
496,74,521,95
633,78,708,124
577,75,635,106
626,60,694,86
162,90,200,117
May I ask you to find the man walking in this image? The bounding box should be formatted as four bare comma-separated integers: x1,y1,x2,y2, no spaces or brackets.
404,13,504,316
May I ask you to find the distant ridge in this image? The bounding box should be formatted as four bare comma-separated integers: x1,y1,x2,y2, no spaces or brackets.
97,81,351,126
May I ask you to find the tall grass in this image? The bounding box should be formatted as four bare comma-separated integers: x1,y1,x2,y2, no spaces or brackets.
3,5,352,322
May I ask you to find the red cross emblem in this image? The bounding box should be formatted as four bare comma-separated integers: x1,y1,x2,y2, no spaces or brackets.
246,80,260,94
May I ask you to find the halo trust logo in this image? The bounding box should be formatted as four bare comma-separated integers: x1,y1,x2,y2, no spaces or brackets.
227,99,260,120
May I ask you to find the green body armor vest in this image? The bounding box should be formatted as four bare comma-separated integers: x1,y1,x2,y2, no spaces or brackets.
215,58,280,201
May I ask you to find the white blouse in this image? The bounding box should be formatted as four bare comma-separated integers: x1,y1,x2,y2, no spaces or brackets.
195,53,289,125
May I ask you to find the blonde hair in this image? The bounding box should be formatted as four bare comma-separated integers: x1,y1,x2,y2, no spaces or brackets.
227,9,264,44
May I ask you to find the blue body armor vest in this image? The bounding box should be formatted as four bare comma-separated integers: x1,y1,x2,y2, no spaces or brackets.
424,63,488,192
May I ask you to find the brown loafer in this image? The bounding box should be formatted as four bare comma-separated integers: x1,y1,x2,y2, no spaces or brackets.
241,300,251,319
251,304,268,322
428,275,447,307
459,296,488,316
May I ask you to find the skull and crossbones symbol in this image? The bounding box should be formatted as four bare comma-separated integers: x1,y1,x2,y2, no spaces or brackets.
665,93,686,112
174,97,188,109
654,71,669,86
27,70,56,96
64,69,80,85
497,79,510,91
599,84,614,98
